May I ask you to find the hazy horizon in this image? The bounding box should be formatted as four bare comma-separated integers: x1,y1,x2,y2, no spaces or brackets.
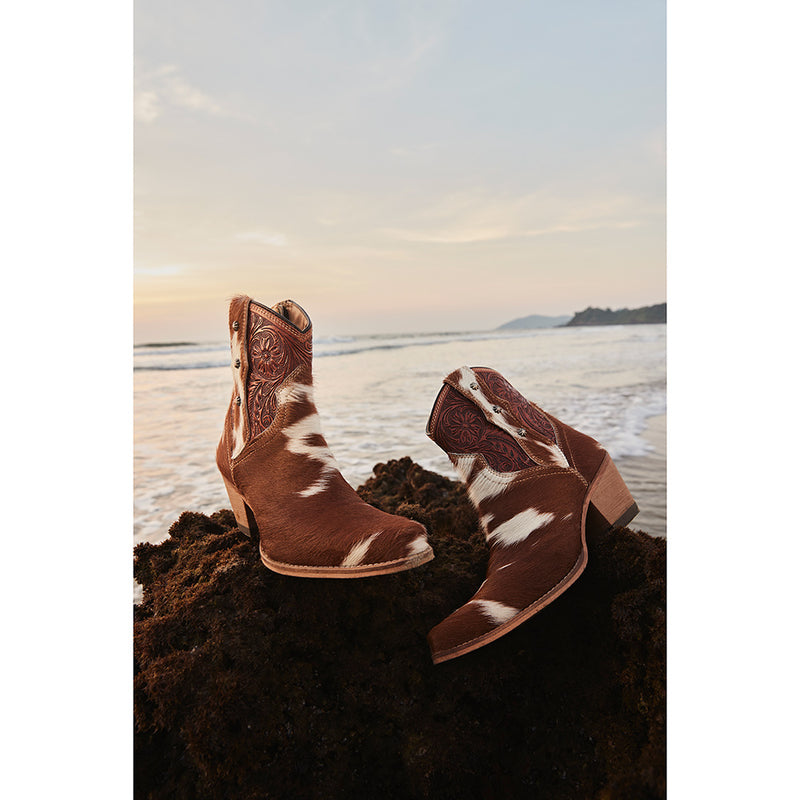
135,1,665,343
134,302,669,346
133,315,555,347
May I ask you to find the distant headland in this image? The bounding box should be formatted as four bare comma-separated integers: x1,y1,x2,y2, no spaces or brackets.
498,303,666,330
565,303,666,327
496,313,572,330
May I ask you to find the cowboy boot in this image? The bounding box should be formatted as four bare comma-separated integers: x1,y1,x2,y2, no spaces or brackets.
425,365,638,663
216,295,433,578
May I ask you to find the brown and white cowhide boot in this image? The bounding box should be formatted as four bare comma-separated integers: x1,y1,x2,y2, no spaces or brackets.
425,366,638,664
216,295,433,578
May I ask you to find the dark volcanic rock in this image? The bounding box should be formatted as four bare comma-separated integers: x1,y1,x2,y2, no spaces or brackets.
134,458,665,800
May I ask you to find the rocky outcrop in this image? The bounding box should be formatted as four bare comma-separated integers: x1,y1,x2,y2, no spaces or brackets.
134,458,665,800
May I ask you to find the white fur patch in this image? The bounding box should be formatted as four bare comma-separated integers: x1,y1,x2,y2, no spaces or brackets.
486,507,555,547
341,532,381,567
539,440,569,468
472,599,518,626
452,456,516,502
406,534,430,556
277,381,312,406
280,383,341,496
452,458,520,535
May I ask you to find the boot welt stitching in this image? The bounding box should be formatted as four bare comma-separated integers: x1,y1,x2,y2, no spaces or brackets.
449,454,588,488
259,543,433,571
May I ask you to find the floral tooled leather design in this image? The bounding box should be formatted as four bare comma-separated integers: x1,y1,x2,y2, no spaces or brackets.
246,308,312,438
476,369,556,442
433,389,535,472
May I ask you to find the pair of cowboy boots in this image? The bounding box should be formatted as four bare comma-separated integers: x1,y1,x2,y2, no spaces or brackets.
217,295,639,664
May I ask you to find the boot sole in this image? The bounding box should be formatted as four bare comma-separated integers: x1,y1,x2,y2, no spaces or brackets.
430,454,635,664
260,544,434,578
223,476,435,578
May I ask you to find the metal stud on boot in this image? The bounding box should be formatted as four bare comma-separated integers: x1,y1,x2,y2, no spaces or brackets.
425,366,638,663
216,295,434,577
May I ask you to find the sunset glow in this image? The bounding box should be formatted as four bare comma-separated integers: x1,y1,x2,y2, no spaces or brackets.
135,1,665,343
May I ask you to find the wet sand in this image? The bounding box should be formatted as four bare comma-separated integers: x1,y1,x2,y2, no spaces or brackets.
616,413,666,537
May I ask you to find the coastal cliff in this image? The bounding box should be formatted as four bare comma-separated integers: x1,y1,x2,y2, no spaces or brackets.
565,303,667,327
134,458,665,800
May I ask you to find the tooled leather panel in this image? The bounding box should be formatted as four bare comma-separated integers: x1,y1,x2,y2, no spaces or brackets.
476,369,556,442
246,307,313,438
432,389,535,472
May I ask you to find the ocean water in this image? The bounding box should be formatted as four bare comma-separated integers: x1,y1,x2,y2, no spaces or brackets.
134,324,666,561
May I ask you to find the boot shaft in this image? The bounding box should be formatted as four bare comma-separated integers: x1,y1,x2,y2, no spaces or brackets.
223,295,313,460
428,365,609,486
427,366,570,479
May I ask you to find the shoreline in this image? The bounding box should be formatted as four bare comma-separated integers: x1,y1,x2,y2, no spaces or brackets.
616,412,666,538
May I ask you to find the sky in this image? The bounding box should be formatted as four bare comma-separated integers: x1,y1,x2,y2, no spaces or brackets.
134,0,665,343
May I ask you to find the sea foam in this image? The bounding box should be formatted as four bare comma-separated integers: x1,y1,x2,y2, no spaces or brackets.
134,324,666,550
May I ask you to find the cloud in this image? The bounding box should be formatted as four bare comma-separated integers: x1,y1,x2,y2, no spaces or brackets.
349,4,450,95
389,143,441,159
135,264,186,277
382,225,512,244
382,221,641,244
233,231,289,247
134,91,160,123
135,64,223,123
379,189,652,244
